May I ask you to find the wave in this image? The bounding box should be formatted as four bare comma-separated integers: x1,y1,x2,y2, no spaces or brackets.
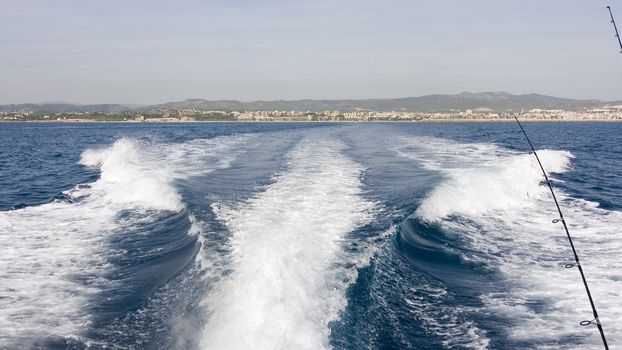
78,135,250,212
80,138,184,211
200,137,377,350
397,136,622,349
0,135,249,348
393,216,492,349
396,219,484,278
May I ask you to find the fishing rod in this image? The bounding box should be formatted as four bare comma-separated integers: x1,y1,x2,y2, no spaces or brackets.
607,5,622,53
513,117,609,350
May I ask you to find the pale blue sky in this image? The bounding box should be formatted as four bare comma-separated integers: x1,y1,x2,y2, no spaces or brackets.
1,0,620,104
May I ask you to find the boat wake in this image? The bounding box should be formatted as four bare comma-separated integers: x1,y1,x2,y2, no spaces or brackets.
1,125,620,350
397,136,622,349
0,135,249,348
200,137,378,350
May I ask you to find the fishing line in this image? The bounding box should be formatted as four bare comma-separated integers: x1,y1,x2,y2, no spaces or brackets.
513,117,609,350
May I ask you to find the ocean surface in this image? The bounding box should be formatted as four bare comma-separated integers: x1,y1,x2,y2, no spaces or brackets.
0,122,621,350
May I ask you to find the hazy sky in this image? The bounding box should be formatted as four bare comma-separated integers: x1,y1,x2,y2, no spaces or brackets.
1,0,621,104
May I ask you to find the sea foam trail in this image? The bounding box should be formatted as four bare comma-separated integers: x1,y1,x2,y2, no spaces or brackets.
398,136,622,349
200,138,376,350
0,135,249,348
0,198,112,348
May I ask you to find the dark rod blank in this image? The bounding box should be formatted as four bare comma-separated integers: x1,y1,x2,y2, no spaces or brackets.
513,117,609,350
607,6,622,53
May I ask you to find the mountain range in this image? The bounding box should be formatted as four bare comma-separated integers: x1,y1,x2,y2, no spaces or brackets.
2,92,619,113
0,103,131,113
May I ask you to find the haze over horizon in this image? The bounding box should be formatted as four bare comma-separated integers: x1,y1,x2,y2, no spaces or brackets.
1,0,621,104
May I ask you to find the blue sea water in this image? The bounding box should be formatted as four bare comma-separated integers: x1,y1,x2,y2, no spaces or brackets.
0,122,621,350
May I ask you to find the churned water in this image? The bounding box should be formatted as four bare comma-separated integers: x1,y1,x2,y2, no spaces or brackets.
0,122,620,349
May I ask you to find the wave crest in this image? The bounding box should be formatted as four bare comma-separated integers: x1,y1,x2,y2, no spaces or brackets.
416,148,573,222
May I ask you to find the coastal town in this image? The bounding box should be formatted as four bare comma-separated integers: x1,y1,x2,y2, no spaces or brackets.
2,105,622,122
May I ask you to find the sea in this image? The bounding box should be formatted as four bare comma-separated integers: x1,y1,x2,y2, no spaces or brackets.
0,122,620,350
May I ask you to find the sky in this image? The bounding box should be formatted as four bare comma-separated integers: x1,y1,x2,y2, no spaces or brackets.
1,0,621,104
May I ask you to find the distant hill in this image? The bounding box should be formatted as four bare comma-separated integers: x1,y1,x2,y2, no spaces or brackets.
1,92,617,113
0,103,131,113
148,92,609,112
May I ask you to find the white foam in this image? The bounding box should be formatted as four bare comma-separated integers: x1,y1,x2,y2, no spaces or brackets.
405,285,490,350
397,136,622,349
200,138,376,350
417,148,572,222
79,135,251,212
0,135,249,347
0,197,114,348
80,138,183,212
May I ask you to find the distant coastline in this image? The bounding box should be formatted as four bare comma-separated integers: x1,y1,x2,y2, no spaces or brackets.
2,117,621,123
2,92,621,123
2,110,621,123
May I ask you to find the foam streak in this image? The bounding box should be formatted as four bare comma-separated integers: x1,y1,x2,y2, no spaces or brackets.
201,138,375,350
